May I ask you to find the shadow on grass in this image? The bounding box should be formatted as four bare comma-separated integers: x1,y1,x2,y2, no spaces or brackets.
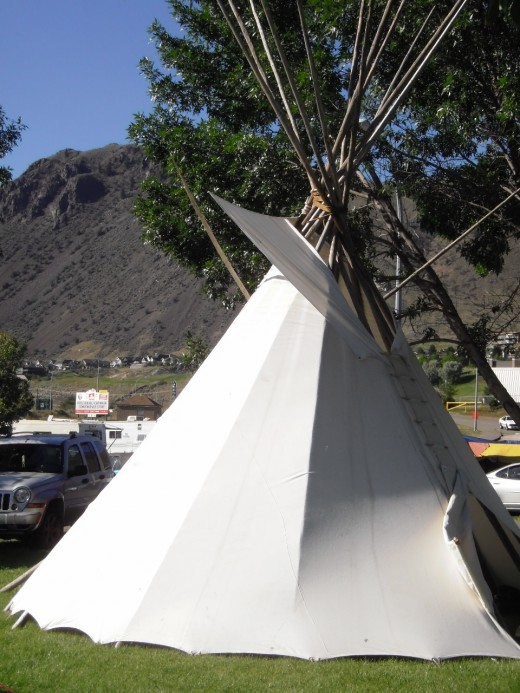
0,539,48,570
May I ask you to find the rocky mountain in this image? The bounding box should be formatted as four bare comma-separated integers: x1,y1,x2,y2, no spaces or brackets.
0,144,239,360
368,195,520,345
0,143,518,361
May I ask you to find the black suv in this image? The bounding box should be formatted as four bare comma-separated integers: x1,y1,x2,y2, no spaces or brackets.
0,433,113,548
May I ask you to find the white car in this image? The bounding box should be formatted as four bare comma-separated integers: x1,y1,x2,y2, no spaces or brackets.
499,415,519,430
487,463,520,511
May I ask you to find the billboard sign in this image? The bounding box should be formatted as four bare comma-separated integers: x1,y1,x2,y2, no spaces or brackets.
75,389,109,415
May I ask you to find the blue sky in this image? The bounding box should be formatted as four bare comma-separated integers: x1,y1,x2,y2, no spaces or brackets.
1,0,177,179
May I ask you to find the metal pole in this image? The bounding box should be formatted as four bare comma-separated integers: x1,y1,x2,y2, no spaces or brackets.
385,186,520,300
473,368,479,432
394,188,403,324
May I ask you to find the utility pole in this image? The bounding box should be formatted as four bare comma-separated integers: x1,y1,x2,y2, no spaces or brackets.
394,189,403,325
473,368,479,432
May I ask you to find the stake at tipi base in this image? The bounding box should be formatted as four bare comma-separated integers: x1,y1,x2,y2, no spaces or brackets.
0,562,42,594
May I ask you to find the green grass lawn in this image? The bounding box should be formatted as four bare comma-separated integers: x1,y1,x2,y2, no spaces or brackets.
1,541,520,693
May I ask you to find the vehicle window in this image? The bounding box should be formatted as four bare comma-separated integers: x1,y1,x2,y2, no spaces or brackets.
508,466,520,480
0,445,29,472
496,469,510,479
81,442,101,473
109,430,122,439
38,446,63,473
94,442,112,470
67,445,85,476
0,444,63,473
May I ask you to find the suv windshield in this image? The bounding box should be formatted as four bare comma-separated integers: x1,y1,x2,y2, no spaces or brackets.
0,444,63,474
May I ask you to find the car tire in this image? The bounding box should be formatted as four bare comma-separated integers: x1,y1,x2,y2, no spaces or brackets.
31,507,64,550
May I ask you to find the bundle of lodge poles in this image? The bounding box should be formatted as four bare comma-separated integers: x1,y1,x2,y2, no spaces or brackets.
174,0,519,415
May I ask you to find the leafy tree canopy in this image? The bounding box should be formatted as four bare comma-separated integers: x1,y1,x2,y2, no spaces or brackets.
130,1,519,312
370,2,520,279
380,4,519,363
0,332,34,435
485,0,520,25
129,0,381,304
181,330,210,372
0,106,25,186
129,0,520,420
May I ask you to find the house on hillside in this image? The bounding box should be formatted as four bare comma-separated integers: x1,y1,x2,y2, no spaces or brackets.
22,363,48,376
110,356,135,367
57,359,80,371
115,395,162,421
79,359,111,369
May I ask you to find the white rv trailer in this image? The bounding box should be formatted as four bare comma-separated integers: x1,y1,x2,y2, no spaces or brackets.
12,417,156,469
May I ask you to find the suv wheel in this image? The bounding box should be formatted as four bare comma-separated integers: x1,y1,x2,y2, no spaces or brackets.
32,507,63,550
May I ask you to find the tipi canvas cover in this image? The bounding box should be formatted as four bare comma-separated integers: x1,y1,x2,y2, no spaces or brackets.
7,200,520,660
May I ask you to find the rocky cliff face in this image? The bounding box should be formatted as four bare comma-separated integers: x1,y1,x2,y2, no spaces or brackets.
0,144,239,359
1,143,517,360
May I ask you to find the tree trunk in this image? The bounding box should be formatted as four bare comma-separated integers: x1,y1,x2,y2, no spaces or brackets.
422,275,520,426
370,189,520,427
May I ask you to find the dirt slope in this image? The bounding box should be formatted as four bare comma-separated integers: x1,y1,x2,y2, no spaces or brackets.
0,144,239,359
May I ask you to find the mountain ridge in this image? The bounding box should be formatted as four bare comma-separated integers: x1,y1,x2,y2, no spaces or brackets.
0,144,239,360
0,143,518,361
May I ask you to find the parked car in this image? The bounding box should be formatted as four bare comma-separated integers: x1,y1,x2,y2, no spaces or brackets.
0,433,113,548
487,463,520,512
498,415,519,430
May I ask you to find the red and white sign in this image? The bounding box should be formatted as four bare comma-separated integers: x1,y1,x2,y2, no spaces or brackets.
75,389,109,415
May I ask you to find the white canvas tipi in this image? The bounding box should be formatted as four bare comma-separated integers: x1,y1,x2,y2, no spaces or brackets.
7,198,520,660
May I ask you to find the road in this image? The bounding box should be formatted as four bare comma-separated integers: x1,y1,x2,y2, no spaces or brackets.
450,411,520,441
